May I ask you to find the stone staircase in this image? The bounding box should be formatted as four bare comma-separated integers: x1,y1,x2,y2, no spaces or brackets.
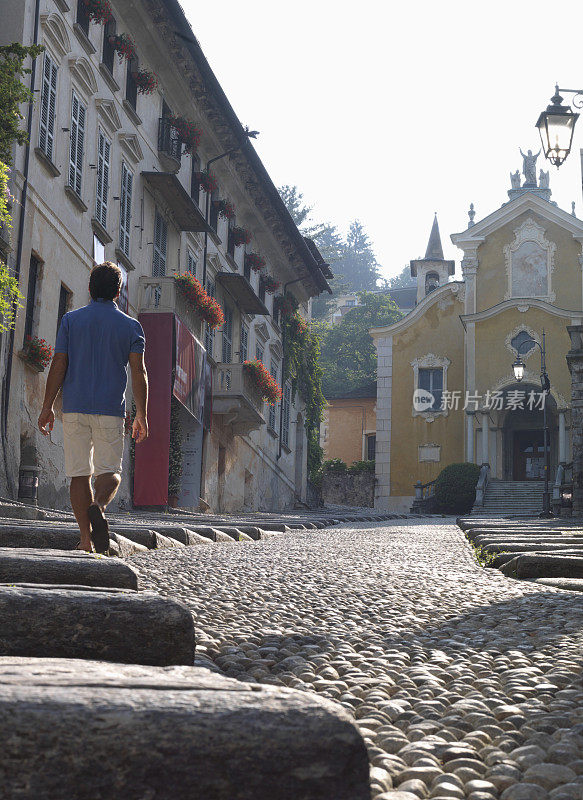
473,479,545,516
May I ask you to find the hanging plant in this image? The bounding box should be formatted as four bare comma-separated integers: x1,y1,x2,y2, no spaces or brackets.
22,335,53,370
168,115,201,155
243,359,282,405
244,252,265,272
82,0,112,24
195,170,218,195
288,312,309,338
132,69,158,95
174,271,224,329
108,33,136,62
212,198,236,220
232,226,252,247
274,292,298,320
261,274,280,294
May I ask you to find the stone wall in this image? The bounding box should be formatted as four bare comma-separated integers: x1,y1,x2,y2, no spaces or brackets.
321,472,375,508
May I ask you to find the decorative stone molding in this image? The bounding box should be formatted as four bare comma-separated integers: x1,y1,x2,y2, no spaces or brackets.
503,216,556,302
418,443,441,462
411,353,451,421
254,322,269,344
517,304,529,312
95,99,121,134
68,57,98,98
40,13,71,61
118,134,143,165
504,325,540,361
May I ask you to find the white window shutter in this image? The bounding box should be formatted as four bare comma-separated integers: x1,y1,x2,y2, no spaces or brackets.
40,53,57,161
119,162,133,257
69,92,86,196
96,130,110,228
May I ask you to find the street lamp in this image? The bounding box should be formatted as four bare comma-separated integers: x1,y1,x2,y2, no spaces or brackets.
511,331,552,516
536,85,581,167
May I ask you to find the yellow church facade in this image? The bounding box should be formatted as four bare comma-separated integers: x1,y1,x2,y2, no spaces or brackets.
371,168,583,511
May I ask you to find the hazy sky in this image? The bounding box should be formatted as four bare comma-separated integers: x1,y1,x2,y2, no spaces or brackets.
182,0,583,282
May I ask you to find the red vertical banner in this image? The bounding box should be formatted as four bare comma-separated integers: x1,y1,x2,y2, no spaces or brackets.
133,313,174,506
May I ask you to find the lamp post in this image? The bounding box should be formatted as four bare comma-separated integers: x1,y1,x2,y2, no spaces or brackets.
536,85,581,168
512,331,552,516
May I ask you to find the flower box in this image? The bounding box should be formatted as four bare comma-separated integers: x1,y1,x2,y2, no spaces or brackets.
174,272,224,330
195,170,218,195
108,33,136,62
168,116,202,155
20,336,53,371
274,293,298,319
232,226,252,247
288,313,308,338
212,199,236,220
244,252,265,272
243,359,282,405
82,0,112,24
132,69,158,95
261,275,280,294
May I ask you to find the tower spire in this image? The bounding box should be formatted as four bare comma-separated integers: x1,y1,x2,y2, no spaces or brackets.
424,213,444,260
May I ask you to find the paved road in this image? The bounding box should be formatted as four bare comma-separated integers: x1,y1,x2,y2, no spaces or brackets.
129,520,583,800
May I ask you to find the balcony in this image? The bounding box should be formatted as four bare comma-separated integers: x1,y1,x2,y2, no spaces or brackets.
157,117,181,172
137,275,204,341
215,271,269,315
141,172,212,233
213,362,265,435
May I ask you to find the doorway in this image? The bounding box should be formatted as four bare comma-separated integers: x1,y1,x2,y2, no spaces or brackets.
512,429,547,480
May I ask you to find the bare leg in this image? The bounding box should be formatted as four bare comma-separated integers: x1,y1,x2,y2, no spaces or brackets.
70,476,93,551
92,472,121,511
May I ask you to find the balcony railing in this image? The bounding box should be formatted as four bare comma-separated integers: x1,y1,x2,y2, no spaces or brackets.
137,275,204,341
213,362,265,435
157,117,181,171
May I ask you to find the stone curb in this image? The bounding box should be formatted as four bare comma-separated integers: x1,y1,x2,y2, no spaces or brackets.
0,548,138,589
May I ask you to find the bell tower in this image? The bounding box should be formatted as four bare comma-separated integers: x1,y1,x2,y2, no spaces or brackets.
410,215,455,304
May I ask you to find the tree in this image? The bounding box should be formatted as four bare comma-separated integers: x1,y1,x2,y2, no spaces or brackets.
382,265,415,289
0,43,44,166
335,220,382,292
316,292,403,397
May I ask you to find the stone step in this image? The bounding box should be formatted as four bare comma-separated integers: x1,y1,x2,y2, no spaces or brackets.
0,657,370,800
0,548,139,588
0,585,195,665
501,554,583,579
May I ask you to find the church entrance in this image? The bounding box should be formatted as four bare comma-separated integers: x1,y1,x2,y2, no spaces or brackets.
512,429,547,480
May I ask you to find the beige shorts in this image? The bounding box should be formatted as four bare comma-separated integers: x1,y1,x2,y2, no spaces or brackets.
62,413,125,478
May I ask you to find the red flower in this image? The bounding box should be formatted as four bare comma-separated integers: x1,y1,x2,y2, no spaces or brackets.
82,0,112,23
23,336,53,369
212,199,236,220
195,171,218,195
261,275,280,294
108,33,136,62
244,252,266,271
132,69,158,95
243,359,282,404
175,272,224,329
168,116,202,155
232,226,252,247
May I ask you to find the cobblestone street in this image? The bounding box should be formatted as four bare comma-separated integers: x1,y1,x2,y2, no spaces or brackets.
130,519,583,800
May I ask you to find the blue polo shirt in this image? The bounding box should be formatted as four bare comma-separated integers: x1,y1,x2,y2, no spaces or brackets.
55,299,145,417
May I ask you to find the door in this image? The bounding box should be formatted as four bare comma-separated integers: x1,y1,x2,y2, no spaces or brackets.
513,430,546,480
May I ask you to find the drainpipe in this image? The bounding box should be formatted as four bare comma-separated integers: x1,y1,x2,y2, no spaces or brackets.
277,278,304,460
1,0,42,490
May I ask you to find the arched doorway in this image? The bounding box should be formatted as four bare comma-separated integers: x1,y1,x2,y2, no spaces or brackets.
500,383,557,480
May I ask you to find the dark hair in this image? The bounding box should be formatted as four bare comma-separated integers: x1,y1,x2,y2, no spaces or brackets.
89,261,122,301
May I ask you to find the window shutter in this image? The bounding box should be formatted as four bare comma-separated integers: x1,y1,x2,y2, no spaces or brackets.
187,250,197,277
282,383,291,447
153,210,167,276
204,279,215,356
222,306,233,363
69,92,85,196
96,130,110,228
40,53,57,161
240,322,248,363
269,360,279,430
119,162,133,257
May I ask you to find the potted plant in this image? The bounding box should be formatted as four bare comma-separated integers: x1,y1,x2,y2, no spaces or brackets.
261,274,280,294
194,170,218,195
131,69,158,95
168,115,202,155
174,272,224,329
212,199,236,220
82,0,112,23
232,226,251,247
21,336,53,371
288,312,308,338
244,252,265,272
274,293,297,319
243,359,282,404
108,33,136,62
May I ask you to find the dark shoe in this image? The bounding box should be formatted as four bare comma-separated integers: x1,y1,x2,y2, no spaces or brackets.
88,505,109,554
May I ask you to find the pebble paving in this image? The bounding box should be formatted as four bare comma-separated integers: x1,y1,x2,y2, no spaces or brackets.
129,519,583,800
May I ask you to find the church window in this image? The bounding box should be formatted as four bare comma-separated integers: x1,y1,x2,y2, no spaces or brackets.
425,272,440,295
418,368,443,411
511,330,536,356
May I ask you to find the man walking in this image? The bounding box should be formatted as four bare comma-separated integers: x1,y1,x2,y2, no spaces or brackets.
38,262,148,553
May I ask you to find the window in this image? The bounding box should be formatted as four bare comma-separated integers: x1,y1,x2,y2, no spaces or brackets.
56,284,71,336
68,91,86,197
95,129,111,229
269,359,279,431
187,249,197,278
511,330,536,356
240,321,248,362
258,278,266,304
209,200,219,232
282,383,291,448
222,305,233,363
119,161,133,257
418,367,443,411
255,341,264,363
204,279,215,357
39,52,57,162
117,263,128,313
425,272,440,295
76,0,90,35
93,234,105,264
24,256,40,342
367,434,376,462
227,221,235,258
125,59,138,110
152,209,167,276
102,18,116,72
190,153,201,205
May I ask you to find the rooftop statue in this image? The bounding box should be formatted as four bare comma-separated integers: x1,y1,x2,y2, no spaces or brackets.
520,148,540,185
510,170,521,189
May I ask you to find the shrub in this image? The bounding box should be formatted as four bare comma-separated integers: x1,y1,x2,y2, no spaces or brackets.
348,460,375,473
434,462,481,514
322,458,347,473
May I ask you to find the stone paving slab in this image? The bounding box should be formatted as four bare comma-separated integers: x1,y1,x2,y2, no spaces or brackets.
0,547,138,588
0,585,195,665
501,554,583,579
0,657,370,800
